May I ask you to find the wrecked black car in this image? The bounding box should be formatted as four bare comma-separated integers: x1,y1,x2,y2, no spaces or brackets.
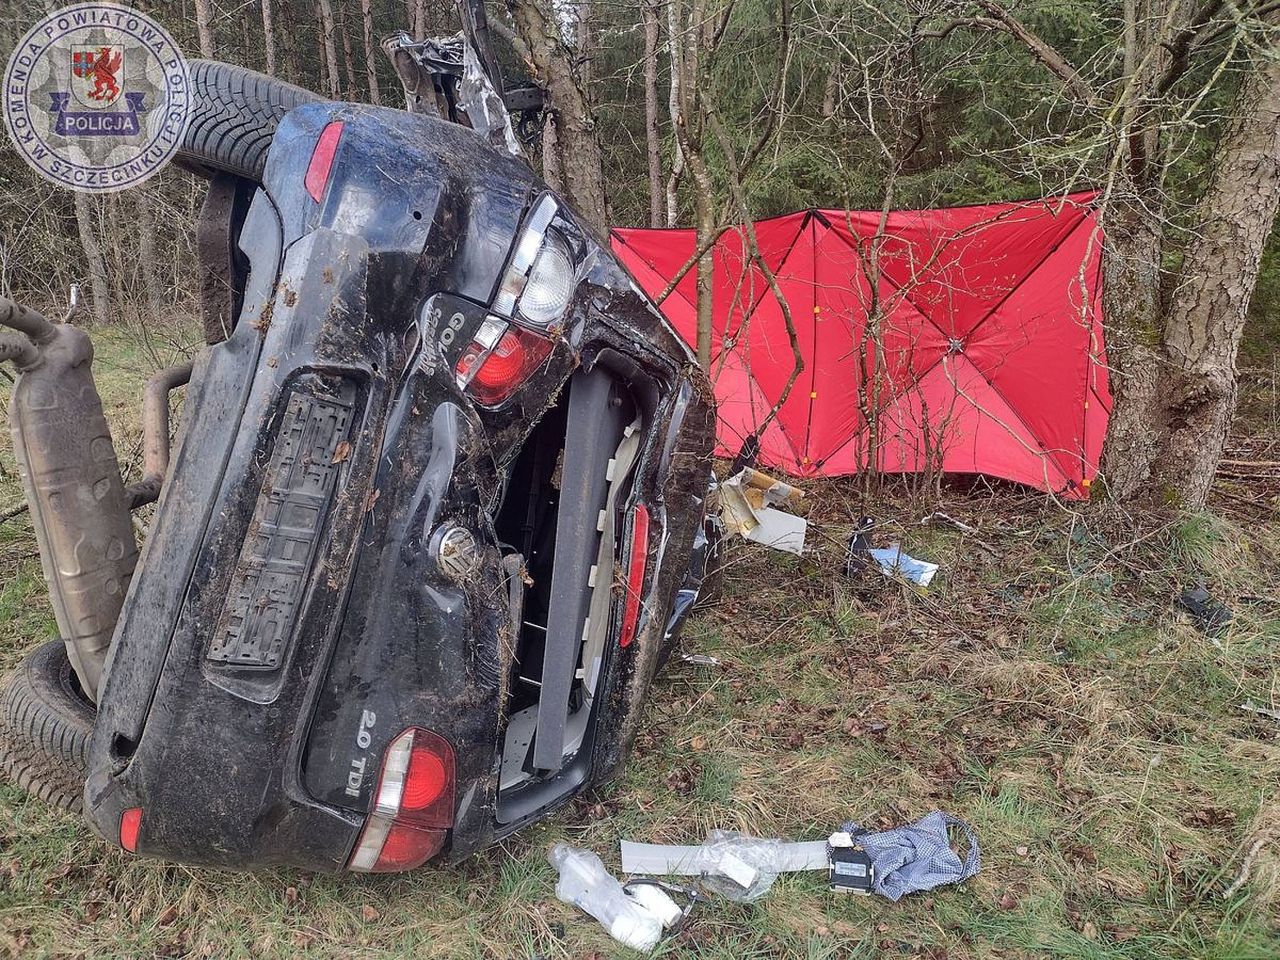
0,58,715,873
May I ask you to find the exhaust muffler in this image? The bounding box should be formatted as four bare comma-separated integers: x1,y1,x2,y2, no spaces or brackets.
1,297,138,700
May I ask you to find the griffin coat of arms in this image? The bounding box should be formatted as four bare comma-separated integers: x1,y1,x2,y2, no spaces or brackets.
70,44,123,109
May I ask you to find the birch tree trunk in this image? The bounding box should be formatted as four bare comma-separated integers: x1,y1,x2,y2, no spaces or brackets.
1150,53,1280,506
316,0,341,97
642,0,663,227
362,0,381,104
664,0,685,227
261,0,278,76
193,0,216,57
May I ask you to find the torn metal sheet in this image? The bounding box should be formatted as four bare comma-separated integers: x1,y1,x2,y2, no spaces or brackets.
458,39,524,159
719,467,806,555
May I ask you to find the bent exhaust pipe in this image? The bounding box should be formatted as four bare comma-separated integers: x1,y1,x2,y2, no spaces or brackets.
1,296,138,700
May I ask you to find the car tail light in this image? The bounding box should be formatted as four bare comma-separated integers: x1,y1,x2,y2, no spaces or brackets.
120,807,142,853
348,728,455,873
455,321,554,407
619,504,651,648
304,121,344,202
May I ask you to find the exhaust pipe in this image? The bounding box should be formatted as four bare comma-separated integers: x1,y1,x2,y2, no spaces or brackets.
1,297,139,700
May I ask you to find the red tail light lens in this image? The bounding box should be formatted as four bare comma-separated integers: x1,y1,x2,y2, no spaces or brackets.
304,121,344,202
456,325,554,407
619,504,651,648
119,807,142,853
372,822,448,871
400,745,449,811
348,727,455,873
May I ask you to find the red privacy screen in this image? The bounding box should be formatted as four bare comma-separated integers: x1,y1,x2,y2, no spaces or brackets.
611,193,1109,499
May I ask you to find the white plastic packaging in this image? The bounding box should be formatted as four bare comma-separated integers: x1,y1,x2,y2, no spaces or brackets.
548,844,664,952
626,882,683,928
698,830,786,902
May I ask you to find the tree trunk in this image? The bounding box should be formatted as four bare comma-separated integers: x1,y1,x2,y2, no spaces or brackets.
193,0,217,57
1097,190,1165,499
362,0,381,104
261,0,278,76
577,0,595,88
338,3,359,98
73,191,111,322
642,0,663,228
508,0,610,235
136,189,163,315
1150,53,1280,507
541,113,564,191
664,0,685,227
692,183,715,369
316,0,341,97
415,0,426,37
277,0,304,82
822,67,838,119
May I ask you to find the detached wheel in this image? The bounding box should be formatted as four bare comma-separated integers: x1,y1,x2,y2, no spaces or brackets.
179,59,326,181
0,641,95,813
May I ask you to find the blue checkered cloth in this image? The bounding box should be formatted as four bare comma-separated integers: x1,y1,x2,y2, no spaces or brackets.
840,812,981,902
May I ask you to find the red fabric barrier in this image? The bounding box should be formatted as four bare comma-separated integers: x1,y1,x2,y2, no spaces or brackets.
611,193,1109,498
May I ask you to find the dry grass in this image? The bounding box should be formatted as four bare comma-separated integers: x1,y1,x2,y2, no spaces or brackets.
1,329,1278,958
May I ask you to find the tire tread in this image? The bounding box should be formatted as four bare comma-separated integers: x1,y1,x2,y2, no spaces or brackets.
179,59,324,180
0,641,95,813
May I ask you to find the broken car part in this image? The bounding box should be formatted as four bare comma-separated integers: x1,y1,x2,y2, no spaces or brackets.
1,296,138,699
719,466,807,555
126,361,194,509
826,831,876,894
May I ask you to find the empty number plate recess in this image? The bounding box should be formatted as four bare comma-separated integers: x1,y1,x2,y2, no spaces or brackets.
207,376,357,670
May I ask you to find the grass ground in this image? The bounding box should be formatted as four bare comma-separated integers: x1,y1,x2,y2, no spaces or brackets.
0,329,1278,959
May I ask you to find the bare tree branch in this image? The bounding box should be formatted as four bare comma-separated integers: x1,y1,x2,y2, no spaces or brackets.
975,0,1094,102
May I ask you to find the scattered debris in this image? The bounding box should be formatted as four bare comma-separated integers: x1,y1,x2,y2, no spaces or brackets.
619,837,829,877
845,519,939,586
549,844,664,952
618,810,980,906
1238,700,1280,722
867,545,939,587
850,540,939,587
920,511,977,534
844,516,876,576
1178,584,1233,636
833,812,981,902
680,653,722,667
719,467,806,555
693,831,788,903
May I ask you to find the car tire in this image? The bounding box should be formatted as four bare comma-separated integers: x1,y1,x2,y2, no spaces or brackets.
179,59,326,181
0,641,96,813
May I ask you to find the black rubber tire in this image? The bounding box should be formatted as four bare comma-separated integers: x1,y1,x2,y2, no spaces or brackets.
0,641,96,813
179,59,325,181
